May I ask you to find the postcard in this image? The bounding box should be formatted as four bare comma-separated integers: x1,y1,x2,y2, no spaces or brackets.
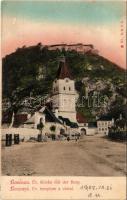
0,0,126,200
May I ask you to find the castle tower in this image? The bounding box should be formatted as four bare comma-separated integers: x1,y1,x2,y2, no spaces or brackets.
52,58,76,122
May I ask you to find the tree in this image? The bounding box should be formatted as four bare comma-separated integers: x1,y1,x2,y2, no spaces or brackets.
50,125,56,132
50,125,56,140
37,118,44,141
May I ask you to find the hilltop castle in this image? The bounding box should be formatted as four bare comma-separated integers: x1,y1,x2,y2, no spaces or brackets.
43,43,99,55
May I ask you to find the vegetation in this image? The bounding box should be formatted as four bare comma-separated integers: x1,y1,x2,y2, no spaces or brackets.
50,125,56,140
50,125,56,132
2,43,126,121
108,127,126,141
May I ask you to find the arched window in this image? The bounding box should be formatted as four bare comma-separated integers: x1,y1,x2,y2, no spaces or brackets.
69,87,71,91
63,87,65,90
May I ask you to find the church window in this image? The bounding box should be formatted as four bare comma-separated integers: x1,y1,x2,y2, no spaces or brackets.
63,87,65,90
69,87,71,91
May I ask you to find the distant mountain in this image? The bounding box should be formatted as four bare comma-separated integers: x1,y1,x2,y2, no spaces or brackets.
2,43,126,121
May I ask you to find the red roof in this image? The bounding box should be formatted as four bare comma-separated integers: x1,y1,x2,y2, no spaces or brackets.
56,60,73,79
14,114,28,124
76,113,87,123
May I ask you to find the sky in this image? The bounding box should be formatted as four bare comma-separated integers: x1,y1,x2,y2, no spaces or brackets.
2,0,126,68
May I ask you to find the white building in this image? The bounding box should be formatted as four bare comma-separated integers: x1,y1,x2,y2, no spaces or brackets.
21,59,99,137
52,59,76,122
23,106,66,136
23,59,79,136
97,116,114,135
76,112,97,136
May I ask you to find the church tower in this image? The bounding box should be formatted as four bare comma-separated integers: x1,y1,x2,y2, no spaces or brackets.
52,58,76,122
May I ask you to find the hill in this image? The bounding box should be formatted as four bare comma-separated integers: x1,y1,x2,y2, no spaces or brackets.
2,43,126,121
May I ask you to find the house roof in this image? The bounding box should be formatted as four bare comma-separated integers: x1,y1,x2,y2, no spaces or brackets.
24,107,62,124
98,115,113,121
44,108,62,124
56,60,73,80
58,116,78,128
76,113,87,123
88,122,97,128
24,114,35,124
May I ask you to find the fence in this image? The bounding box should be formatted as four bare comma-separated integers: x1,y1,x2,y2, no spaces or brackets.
1,128,39,141
108,129,127,141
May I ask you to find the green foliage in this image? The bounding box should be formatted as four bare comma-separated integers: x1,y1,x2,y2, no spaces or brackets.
108,127,126,141
50,125,56,132
101,87,113,98
37,122,44,130
2,43,126,121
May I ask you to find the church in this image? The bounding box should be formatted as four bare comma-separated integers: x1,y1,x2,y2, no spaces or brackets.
23,58,91,136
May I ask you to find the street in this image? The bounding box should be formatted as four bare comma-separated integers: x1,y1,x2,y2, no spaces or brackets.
2,135,126,176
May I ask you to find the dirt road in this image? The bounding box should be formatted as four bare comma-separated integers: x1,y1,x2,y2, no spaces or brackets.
2,135,126,176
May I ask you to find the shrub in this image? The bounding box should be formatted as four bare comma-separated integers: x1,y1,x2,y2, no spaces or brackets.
50,125,56,132
108,128,127,141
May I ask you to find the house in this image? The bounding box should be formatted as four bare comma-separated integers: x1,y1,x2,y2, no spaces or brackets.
76,113,97,135
23,58,79,135
22,58,101,137
76,112,88,135
14,107,32,126
23,106,65,135
97,116,114,135
87,122,98,135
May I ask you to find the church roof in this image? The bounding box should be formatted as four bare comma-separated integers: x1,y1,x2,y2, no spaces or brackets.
76,112,87,123
56,60,73,80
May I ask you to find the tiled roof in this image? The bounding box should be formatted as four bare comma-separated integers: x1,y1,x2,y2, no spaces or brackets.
88,122,97,128
56,60,73,80
59,116,78,128
76,113,87,123
98,115,113,121
24,114,35,124
44,108,62,124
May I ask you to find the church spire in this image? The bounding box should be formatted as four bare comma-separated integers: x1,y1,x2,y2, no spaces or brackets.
56,57,73,80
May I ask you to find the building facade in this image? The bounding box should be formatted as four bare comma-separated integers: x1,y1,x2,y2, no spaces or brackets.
97,116,114,135
52,59,77,122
